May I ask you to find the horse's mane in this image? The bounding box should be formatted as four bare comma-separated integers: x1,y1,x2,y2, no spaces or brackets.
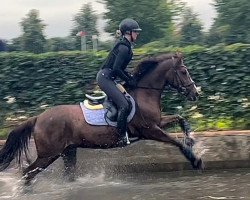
133,53,183,81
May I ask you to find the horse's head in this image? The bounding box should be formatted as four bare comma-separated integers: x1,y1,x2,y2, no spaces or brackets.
165,53,199,101
133,53,199,101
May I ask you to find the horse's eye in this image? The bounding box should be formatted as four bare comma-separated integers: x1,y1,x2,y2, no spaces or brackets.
181,70,187,75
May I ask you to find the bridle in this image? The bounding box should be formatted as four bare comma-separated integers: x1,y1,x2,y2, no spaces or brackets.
171,57,195,96
135,56,196,96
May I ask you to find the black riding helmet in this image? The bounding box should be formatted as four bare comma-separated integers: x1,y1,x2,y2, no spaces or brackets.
119,18,142,35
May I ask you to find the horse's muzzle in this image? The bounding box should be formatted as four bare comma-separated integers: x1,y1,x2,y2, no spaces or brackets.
187,92,199,101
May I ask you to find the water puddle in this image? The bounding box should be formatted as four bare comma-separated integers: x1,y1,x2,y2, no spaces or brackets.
0,169,249,200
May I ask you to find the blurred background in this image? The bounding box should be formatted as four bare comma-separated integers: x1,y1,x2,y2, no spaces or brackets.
0,0,249,137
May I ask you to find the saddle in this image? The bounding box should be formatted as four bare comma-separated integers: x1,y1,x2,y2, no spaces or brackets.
83,84,133,122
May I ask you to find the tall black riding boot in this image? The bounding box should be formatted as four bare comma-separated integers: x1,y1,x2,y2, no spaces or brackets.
116,108,130,147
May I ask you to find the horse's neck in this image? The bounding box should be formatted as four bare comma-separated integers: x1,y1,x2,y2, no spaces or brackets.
130,61,171,117
130,88,163,119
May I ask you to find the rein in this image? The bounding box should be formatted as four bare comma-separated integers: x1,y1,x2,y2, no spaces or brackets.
136,86,163,91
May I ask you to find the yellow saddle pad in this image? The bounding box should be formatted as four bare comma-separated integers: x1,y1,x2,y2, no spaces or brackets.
83,100,103,110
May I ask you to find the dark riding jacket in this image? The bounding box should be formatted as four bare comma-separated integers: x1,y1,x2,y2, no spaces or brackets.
101,37,133,83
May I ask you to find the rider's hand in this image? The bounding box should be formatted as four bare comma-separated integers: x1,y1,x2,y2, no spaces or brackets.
127,78,137,88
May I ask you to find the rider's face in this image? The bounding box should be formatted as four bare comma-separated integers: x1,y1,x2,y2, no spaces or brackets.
131,31,139,41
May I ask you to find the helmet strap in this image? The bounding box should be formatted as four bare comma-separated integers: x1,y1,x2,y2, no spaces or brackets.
130,31,134,42
123,33,136,47
124,31,134,43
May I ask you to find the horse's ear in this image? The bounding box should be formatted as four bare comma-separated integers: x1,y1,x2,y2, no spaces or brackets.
174,52,184,66
175,51,183,58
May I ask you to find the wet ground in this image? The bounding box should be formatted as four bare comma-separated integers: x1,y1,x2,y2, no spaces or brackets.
0,133,249,199
0,168,249,200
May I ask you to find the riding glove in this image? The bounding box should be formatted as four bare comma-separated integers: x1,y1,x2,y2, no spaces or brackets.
127,77,137,88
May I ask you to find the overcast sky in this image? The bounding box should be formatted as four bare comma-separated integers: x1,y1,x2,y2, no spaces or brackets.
0,0,216,41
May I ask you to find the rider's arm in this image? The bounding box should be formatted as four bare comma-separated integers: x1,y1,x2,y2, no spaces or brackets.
112,45,132,82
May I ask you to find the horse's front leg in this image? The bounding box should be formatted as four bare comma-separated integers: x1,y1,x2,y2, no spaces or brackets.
160,115,192,136
144,125,203,170
160,115,195,147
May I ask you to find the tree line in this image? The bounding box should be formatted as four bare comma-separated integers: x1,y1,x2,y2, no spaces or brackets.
0,0,249,53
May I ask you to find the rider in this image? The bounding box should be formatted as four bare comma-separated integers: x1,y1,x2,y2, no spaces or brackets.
96,18,142,146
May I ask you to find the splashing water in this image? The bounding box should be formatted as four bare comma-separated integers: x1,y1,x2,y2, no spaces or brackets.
0,167,249,200
0,169,127,200
0,172,20,199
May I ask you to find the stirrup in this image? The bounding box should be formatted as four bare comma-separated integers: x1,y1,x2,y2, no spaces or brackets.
125,132,130,145
117,132,130,147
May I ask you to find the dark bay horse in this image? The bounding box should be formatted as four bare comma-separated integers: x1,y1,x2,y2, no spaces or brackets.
0,53,202,184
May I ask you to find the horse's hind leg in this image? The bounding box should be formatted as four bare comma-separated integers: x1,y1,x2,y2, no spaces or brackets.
22,155,60,185
62,146,77,182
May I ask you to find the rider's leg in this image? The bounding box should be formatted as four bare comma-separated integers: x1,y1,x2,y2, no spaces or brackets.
104,89,130,145
116,102,130,145
97,69,130,145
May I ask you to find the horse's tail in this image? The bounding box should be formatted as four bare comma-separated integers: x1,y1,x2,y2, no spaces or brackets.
0,116,37,171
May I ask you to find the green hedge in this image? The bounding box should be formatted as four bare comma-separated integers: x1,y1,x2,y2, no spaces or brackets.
0,44,249,130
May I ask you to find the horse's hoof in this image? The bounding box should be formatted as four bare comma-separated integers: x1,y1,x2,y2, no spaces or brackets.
184,137,195,147
63,174,76,182
192,158,204,170
21,182,34,194
22,186,33,194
